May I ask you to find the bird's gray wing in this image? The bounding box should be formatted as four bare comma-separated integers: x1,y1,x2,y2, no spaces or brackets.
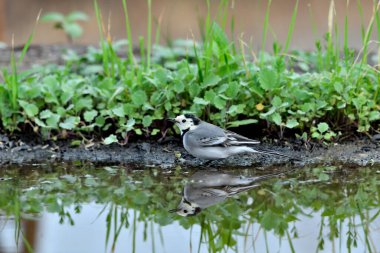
224,130,260,145
188,122,228,147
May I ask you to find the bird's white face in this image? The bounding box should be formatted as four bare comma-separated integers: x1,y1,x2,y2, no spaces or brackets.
170,197,202,217
174,114,199,133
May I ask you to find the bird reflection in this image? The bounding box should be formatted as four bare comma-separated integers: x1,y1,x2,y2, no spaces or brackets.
170,171,280,217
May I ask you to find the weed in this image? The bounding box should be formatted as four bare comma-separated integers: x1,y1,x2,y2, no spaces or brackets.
42,11,88,43
0,1,379,143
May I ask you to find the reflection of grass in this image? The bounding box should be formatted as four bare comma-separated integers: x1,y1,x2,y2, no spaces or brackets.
0,165,380,252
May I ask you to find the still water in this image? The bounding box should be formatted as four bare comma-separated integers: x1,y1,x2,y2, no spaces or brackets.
0,164,379,253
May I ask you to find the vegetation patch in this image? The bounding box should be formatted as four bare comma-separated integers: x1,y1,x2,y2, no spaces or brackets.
0,0,379,145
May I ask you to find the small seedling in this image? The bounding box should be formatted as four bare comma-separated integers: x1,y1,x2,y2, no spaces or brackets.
42,11,88,43
311,122,337,142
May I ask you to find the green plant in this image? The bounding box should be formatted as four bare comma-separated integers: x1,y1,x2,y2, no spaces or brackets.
41,11,88,43
0,1,379,143
311,122,337,142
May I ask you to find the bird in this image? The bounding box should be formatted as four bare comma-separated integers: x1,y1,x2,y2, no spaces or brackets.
169,171,279,216
170,114,297,160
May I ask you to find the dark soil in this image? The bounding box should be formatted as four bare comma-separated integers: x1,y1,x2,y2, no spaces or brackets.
0,133,379,168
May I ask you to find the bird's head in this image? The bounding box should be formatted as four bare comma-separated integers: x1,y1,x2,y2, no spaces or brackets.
171,114,201,134
169,197,202,217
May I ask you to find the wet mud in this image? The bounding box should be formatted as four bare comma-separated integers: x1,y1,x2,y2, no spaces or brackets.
0,135,379,169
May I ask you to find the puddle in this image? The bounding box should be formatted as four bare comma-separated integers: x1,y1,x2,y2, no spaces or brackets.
0,164,380,253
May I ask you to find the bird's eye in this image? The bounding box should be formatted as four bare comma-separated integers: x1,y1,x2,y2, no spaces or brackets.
183,210,188,213
182,119,186,123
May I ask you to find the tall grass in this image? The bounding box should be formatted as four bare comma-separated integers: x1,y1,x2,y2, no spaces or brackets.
260,0,272,63
1,0,380,140
121,0,135,69
360,1,380,64
0,10,40,130
94,0,110,77
283,0,299,53
147,0,152,69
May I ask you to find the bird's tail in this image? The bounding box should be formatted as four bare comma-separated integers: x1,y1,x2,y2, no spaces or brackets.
253,147,301,161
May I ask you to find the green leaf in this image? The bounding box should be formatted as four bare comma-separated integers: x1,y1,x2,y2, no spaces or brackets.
227,119,258,127
34,118,47,127
84,177,98,187
70,140,82,147
318,173,330,181
126,118,136,130
317,122,329,133
188,83,200,97
151,129,160,135
174,81,185,92
59,116,80,130
225,81,239,98
112,105,125,117
131,90,148,106
261,210,280,230
333,82,343,93
271,96,282,107
74,97,92,111
259,68,279,91
66,11,88,22
324,132,336,140
142,115,153,127
272,113,282,125
194,97,209,105
40,109,53,119
204,90,216,102
41,12,65,22
227,104,245,115
213,97,226,109
369,111,380,121
202,74,221,88
46,114,60,128
312,132,321,139
63,23,83,38
286,119,299,128
61,174,77,184
84,110,98,122
19,100,39,118
260,107,276,118
103,134,118,145
133,192,149,205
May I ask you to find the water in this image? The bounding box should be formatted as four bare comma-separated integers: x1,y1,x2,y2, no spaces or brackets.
0,164,379,253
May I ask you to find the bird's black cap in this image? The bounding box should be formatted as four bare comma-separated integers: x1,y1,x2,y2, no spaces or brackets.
184,114,201,125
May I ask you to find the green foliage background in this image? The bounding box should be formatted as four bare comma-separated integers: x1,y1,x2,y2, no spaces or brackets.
0,0,379,143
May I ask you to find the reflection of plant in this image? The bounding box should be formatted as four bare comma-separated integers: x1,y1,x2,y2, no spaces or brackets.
41,11,88,43
0,166,380,252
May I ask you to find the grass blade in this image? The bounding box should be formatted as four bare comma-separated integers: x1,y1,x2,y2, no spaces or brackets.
121,0,135,69
361,1,380,64
147,0,152,69
260,0,272,63
18,10,41,65
284,0,299,53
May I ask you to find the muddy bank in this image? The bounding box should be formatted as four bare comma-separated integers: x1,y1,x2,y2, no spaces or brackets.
0,134,379,168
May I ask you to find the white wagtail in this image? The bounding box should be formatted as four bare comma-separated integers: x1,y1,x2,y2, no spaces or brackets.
169,171,278,216
170,114,297,160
